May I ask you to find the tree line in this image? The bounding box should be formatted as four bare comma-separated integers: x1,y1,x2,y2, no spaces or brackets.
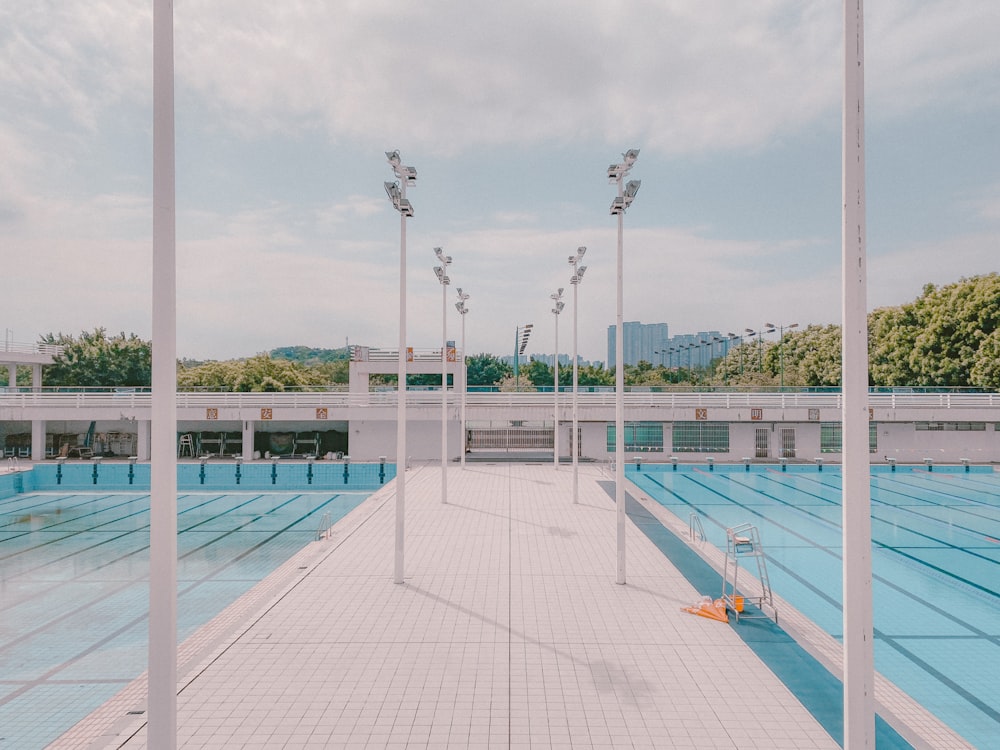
12,274,998,391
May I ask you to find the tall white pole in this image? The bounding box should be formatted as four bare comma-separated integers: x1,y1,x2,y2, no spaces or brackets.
553,310,559,470
460,307,467,469
441,273,448,503
615,177,626,585
149,0,177,746
395,195,407,585
843,1,874,746
572,278,579,502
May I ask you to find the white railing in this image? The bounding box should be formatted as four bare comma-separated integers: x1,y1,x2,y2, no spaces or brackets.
0,340,64,357
1,390,999,411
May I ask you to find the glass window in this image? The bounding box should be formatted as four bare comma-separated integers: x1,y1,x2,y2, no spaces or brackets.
821,422,877,453
670,422,729,453
606,422,664,452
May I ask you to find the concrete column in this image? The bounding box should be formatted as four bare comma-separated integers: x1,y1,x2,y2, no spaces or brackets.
137,420,151,461
6,364,15,389
242,420,255,459
32,420,45,461
32,364,42,390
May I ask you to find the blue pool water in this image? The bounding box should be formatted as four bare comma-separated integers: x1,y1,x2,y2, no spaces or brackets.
627,464,1000,750
0,463,388,749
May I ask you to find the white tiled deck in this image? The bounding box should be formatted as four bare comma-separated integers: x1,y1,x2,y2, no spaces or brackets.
55,463,840,749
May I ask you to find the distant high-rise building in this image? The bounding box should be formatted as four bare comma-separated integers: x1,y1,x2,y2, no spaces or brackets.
607,322,732,370
606,322,669,368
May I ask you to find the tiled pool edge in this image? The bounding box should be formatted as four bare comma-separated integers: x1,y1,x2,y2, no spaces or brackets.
624,478,975,750
46,470,409,750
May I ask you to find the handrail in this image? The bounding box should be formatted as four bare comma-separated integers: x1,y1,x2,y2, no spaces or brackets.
1,390,999,410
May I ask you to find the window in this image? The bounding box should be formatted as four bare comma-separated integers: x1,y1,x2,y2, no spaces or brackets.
821,422,877,453
606,422,664,452
915,422,986,432
671,422,729,453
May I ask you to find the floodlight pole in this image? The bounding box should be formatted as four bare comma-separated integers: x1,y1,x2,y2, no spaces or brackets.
778,323,798,389
434,249,452,503
149,0,178,747
456,290,469,469
608,150,640,585
551,288,564,470
842,1,875,746
569,248,586,502
386,150,416,585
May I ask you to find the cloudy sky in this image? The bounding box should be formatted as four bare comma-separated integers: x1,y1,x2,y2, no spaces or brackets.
3,1,999,365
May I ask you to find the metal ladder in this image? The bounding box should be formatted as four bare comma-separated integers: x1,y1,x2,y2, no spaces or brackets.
722,523,777,624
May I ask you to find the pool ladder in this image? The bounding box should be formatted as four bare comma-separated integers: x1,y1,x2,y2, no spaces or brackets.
688,513,706,543
315,511,332,541
722,523,777,624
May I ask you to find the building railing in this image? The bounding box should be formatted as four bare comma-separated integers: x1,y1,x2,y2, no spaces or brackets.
0,340,64,357
1,389,999,411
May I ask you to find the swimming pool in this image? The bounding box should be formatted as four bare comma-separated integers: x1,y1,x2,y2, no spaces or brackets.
627,463,1000,750
0,464,388,749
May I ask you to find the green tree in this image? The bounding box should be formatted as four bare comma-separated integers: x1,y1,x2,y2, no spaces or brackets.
465,353,512,387
41,329,151,387
523,358,554,388
178,354,324,391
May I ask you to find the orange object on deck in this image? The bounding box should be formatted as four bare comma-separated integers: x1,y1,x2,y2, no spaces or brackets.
682,596,728,623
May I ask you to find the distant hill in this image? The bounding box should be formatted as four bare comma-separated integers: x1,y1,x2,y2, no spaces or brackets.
269,346,351,365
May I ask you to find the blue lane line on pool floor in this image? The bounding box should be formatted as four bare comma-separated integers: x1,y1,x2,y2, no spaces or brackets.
599,481,912,750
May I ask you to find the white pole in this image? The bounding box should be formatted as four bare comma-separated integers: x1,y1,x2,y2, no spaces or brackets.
395,195,407,585
572,278,579,502
441,274,448,503
460,308,467,469
553,310,559,470
149,0,177,746
615,176,626,585
843,1,874,746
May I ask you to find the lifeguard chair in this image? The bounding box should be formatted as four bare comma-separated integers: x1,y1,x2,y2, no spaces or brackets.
722,523,777,623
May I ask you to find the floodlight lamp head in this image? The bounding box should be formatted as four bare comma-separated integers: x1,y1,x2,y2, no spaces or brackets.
434,247,452,265
456,288,469,301
624,179,641,200
745,328,754,334
384,181,400,201
577,264,587,278
434,265,445,282
386,150,401,166
623,148,640,165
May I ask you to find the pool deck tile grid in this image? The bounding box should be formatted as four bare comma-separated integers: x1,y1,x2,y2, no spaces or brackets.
55,463,848,749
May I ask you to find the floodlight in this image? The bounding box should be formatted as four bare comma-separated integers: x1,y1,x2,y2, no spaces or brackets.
456,287,469,302
624,179,641,203
434,247,452,265
384,181,400,202
623,148,640,165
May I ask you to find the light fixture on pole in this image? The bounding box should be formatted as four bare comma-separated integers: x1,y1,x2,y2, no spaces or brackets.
608,148,640,585
455,288,470,469
761,322,776,372
569,247,586,502
514,323,533,391
433,247,452,503
777,322,798,388
385,149,416,585
550,287,565,470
